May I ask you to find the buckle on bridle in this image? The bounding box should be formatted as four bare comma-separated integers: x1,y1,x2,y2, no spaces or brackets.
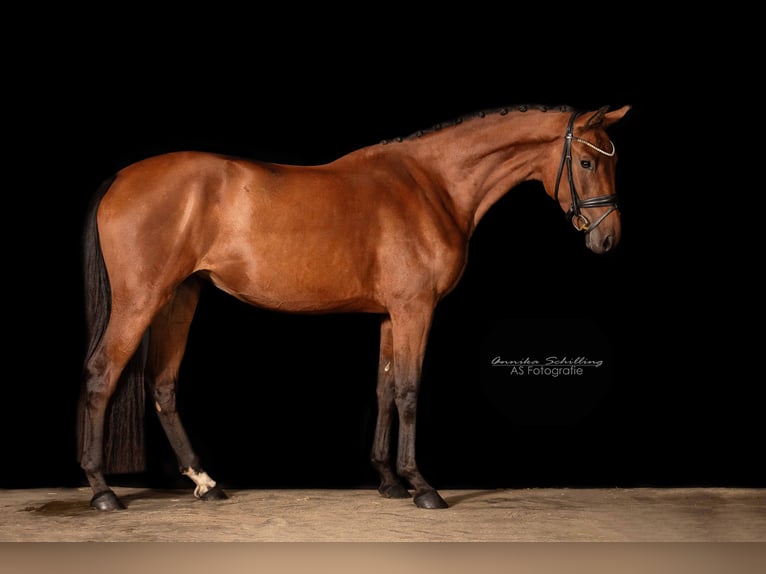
572,213,590,232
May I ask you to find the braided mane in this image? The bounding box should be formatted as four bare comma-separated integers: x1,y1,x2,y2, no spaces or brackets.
381,104,576,144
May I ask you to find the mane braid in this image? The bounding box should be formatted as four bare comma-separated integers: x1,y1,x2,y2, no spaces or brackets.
380,104,575,144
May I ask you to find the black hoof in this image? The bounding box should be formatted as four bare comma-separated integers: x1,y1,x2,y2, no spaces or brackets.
414,490,449,509
90,490,126,511
200,486,228,501
379,483,411,499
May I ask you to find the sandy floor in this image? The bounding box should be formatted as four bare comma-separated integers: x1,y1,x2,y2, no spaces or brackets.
1,486,765,542
2,487,765,573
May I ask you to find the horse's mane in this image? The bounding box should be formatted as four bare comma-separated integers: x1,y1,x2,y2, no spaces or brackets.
381,104,576,144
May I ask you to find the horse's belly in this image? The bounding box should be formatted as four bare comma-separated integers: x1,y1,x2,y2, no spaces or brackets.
204,242,384,314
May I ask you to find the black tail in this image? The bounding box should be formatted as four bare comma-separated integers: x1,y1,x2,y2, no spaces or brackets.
77,175,147,474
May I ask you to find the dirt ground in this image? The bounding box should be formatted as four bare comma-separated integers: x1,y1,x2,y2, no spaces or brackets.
2,487,765,573
2,486,765,542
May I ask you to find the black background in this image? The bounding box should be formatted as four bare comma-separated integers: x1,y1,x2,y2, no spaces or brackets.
3,12,759,493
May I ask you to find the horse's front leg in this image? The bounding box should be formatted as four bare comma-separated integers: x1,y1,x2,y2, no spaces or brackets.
371,316,410,499
390,307,449,509
148,280,228,502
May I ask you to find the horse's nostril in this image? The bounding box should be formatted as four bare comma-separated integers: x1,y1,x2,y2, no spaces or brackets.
602,235,614,252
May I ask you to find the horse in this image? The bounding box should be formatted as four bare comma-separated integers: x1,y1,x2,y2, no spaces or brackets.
78,103,631,511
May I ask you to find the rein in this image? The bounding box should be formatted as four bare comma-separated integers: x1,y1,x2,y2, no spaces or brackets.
553,111,618,233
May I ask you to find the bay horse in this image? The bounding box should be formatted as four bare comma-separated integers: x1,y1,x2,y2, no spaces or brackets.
78,103,631,511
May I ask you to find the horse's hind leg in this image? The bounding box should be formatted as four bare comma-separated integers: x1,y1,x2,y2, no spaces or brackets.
370,316,410,499
147,278,227,501
80,315,152,511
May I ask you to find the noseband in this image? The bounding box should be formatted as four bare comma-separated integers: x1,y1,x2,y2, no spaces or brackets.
553,111,618,233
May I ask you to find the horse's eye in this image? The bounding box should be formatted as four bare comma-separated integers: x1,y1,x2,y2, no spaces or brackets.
580,160,592,170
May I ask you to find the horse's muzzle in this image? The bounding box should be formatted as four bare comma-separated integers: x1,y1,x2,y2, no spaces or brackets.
586,230,618,254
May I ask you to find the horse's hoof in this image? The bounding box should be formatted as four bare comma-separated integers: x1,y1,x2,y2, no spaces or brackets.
414,490,449,509
379,483,411,499
90,490,126,511
200,486,228,501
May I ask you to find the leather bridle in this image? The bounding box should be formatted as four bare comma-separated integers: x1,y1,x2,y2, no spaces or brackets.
553,111,618,233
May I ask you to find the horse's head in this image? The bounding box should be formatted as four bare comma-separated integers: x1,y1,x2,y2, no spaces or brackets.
547,105,631,254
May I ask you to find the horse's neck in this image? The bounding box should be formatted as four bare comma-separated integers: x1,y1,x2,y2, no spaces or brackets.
391,110,565,234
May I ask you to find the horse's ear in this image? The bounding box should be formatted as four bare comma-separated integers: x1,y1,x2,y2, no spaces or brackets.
585,105,631,129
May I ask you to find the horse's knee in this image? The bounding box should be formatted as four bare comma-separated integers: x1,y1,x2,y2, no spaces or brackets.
394,388,418,424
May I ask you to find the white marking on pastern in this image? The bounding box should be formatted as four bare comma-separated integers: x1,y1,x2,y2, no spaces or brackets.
182,468,217,498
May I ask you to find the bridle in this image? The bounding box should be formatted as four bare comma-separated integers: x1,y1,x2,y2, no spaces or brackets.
553,111,618,233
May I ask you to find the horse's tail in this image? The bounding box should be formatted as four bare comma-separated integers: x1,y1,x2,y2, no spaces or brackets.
77,175,147,474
